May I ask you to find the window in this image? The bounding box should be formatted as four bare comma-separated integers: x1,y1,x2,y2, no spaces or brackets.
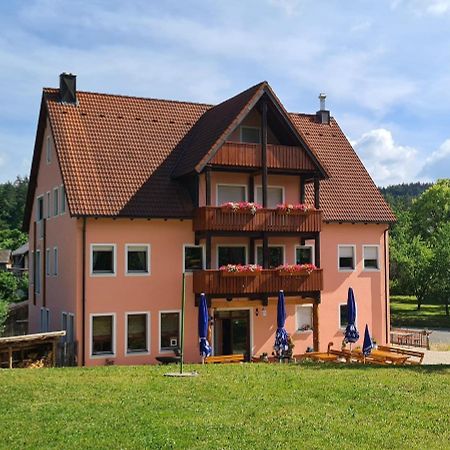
53,188,59,216
218,246,246,267
45,248,51,276
126,245,150,275
296,245,314,265
36,196,44,221
240,126,261,144
296,304,313,331
217,184,246,205
126,313,149,354
91,314,115,356
40,308,50,332
53,247,58,276
160,312,180,352
46,192,51,218
256,186,284,208
184,245,204,272
363,245,379,270
256,245,284,268
35,250,41,294
340,304,349,328
46,136,51,164
91,245,116,275
60,186,66,214
338,245,355,271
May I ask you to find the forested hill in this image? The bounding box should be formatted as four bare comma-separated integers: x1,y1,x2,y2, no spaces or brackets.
379,182,433,208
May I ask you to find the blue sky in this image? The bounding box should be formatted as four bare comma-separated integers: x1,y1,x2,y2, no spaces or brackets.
0,0,450,186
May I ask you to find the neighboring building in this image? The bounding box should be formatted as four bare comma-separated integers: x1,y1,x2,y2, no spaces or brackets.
0,249,12,271
3,300,28,337
24,73,395,366
11,242,29,275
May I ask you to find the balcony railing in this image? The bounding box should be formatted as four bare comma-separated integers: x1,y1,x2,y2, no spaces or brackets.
193,207,322,233
193,269,323,296
210,142,317,171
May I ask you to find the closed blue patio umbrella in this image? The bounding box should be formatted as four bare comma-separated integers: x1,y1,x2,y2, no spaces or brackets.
363,324,373,357
198,293,212,363
344,287,359,348
274,290,289,358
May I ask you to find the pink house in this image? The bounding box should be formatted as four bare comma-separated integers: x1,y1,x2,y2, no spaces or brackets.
24,73,395,366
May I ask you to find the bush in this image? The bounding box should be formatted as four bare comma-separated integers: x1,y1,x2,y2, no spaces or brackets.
0,271,19,302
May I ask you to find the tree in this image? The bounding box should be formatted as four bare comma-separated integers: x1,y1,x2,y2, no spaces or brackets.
0,229,27,251
431,223,450,316
0,271,19,303
411,179,450,239
0,301,8,335
0,176,29,230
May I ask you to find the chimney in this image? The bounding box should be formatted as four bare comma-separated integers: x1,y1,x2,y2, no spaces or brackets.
316,92,330,125
59,73,77,104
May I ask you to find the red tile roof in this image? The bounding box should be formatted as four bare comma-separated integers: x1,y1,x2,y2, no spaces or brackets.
24,83,395,227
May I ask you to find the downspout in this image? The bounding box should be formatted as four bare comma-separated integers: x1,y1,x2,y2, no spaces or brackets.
82,217,87,366
384,227,389,344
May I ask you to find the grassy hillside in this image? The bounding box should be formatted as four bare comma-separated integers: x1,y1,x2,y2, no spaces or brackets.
0,364,448,449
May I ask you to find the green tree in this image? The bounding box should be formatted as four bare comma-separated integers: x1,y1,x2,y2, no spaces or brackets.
0,229,27,251
411,179,450,239
0,300,8,335
0,176,29,230
0,271,19,303
431,223,450,316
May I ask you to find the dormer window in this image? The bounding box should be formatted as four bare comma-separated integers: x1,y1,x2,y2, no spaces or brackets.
240,126,261,144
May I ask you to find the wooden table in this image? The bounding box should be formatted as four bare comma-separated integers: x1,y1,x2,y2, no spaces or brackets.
354,349,409,365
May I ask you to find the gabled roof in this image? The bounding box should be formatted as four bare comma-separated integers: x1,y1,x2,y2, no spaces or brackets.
172,81,327,179
291,114,395,223
24,82,395,228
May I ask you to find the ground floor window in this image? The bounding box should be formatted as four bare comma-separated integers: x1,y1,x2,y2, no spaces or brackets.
218,246,246,267
339,304,348,329
256,245,284,268
160,312,180,352
91,314,115,356
296,304,313,331
126,313,149,354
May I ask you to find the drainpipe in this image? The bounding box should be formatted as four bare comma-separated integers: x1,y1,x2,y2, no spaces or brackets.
82,217,87,366
384,227,389,344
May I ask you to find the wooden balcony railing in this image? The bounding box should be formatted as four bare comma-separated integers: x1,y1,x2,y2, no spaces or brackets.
193,207,322,233
193,269,323,296
210,142,317,171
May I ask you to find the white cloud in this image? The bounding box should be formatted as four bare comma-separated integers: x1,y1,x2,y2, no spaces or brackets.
392,0,450,15
421,139,450,179
352,128,421,186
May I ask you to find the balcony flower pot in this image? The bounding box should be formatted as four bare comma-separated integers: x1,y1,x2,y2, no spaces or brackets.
276,264,317,277
275,203,313,215
219,264,262,277
220,202,262,215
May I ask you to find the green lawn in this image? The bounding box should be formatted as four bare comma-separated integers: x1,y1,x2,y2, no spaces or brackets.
0,364,449,449
390,295,450,329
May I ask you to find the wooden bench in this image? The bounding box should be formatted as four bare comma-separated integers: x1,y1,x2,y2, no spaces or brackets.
205,354,245,364
378,345,424,365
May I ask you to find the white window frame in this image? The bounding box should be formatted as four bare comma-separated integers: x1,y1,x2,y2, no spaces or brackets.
363,245,380,271
255,185,285,207
60,185,66,215
240,125,261,144
216,244,248,269
46,191,51,219
125,311,151,356
46,136,51,164
338,245,356,272
296,304,314,333
215,183,248,206
158,310,181,354
36,195,44,222
125,244,150,276
295,244,315,265
53,247,58,276
90,313,116,358
255,244,285,267
45,248,51,277
90,244,117,277
183,244,205,274
53,187,59,216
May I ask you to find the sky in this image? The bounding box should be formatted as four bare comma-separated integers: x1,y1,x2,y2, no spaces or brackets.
0,0,450,186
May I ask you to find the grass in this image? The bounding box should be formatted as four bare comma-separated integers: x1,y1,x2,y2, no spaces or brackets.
0,364,449,449
390,295,450,329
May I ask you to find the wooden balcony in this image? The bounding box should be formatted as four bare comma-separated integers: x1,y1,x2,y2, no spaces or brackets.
193,207,322,233
193,269,323,297
210,142,317,171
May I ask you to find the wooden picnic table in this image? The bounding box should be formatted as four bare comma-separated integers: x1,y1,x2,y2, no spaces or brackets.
353,349,409,365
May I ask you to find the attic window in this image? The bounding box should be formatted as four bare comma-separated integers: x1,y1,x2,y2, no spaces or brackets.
240,126,261,144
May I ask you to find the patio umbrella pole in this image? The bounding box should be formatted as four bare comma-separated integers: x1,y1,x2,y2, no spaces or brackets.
180,272,186,375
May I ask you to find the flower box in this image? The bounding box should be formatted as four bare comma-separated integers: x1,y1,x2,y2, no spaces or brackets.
221,271,261,277
275,209,308,216
278,269,310,277
219,264,263,277
276,264,317,277
275,203,314,215
220,202,262,215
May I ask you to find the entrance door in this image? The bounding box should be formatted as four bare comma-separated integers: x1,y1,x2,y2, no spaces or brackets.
214,310,250,360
